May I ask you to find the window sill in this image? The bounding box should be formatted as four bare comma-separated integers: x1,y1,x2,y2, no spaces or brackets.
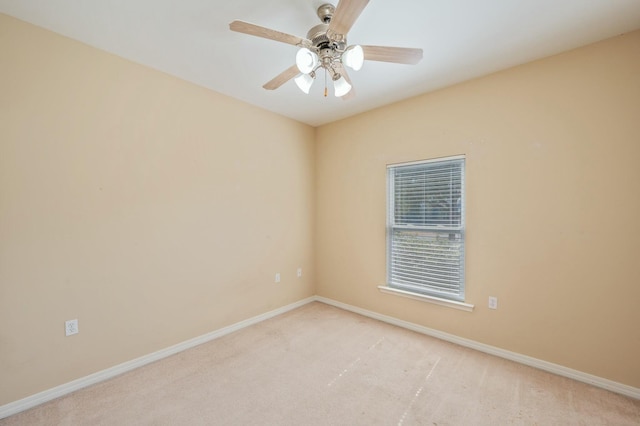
378,286,474,312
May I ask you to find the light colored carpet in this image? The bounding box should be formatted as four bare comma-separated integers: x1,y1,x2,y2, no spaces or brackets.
2,302,639,425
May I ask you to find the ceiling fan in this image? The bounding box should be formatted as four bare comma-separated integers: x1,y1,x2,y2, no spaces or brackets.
229,0,423,99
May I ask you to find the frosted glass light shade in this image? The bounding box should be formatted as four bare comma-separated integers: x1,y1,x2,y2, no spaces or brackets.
343,45,364,71
296,48,318,74
333,76,352,97
294,73,314,94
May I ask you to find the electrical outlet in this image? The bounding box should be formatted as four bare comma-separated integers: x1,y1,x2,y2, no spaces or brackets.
488,297,498,310
297,268,302,278
65,319,79,336
275,273,281,283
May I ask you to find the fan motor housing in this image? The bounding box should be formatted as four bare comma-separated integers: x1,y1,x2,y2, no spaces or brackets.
307,24,346,52
309,3,346,51
307,24,330,47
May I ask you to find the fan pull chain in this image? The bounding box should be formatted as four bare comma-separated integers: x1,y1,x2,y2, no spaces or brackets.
324,68,328,97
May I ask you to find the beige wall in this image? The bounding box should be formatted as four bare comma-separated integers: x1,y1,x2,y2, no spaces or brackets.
316,31,640,388
2,12,639,408
0,14,315,405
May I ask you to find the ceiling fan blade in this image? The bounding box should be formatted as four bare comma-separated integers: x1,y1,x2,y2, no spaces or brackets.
328,0,370,36
230,20,309,46
362,45,423,65
263,65,300,90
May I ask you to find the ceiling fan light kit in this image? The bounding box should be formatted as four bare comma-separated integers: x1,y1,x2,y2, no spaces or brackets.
333,74,352,97
230,0,423,98
342,45,364,71
296,47,319,74
294,73,315,94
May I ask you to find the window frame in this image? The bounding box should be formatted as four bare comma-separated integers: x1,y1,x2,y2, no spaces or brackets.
386,155,466,303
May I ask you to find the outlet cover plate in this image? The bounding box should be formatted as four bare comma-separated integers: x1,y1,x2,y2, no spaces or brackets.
488,297,498,310
65,319,79,336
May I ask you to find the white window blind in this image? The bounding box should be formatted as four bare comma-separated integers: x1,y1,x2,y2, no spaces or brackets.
387,156,465,301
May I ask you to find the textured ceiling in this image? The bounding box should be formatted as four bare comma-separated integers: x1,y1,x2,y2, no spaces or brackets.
1,0,639,126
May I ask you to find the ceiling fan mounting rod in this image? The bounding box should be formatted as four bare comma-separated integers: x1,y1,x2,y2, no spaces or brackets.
316,3,335,24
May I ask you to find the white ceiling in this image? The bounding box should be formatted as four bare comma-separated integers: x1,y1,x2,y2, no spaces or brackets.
2,0,640,126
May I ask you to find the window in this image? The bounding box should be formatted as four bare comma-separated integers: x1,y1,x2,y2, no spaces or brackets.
387,156,465,302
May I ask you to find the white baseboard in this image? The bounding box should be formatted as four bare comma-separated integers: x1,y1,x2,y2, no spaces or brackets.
314,296,640,400
0,297,316,420
3,295,637,420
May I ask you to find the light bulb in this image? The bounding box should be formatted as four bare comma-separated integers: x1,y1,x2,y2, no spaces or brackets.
294,73,314,94
343,45,364,71
333,76,352,97
296,48,318,74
